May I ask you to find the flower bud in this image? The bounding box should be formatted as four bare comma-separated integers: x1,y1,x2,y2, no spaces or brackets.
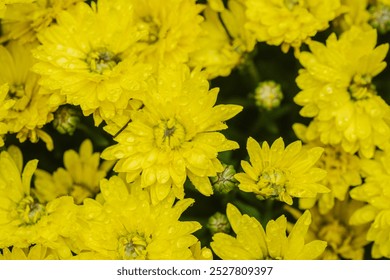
369,3,390,34
52,106,80,135
254,81,283,111
210,164,238,194
207,212,230,235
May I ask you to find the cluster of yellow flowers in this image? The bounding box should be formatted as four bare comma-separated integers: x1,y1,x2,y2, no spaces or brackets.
1,0,390,260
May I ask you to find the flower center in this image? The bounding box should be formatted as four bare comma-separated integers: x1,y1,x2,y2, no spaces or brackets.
118,233,150,260
257,168,288,199
154,118,186,150
138,16,160,44
70,183,96,205
7,83,31,111
317,148,345,172
86,48,121,74
348,74,376,100
16,196,46,225
284,0,300,10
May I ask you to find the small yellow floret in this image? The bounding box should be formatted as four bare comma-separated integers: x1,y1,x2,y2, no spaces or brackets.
294,26,390,158
235,137,328,205
102,65,242,203
244,0,342,52
211,204,327,259
350,148,390,258
74,176,204,259
0,147,77,249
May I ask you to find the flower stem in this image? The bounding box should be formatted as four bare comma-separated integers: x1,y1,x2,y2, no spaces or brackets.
239,54,261,89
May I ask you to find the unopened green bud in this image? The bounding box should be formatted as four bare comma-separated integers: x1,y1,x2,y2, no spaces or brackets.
52,106,80,135
210,164,238,194
254,81,283,111
369,3,390,34
207,212,230,235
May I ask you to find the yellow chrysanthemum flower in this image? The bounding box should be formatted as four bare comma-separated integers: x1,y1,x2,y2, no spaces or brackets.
74,176,203,260
34,139,114,204
0,146,77,249
0,0,82,43
0,42,61,150
287,198,369,260
102,65,242,203
294,26,390,158
244,0,342,53
333,0,371,32
211,203,327,259
0,244,59,260
294,124,362,214
349,148,390,258
32,0,153,125
189,0,256,79
130,0,204,64
235,137,329,205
